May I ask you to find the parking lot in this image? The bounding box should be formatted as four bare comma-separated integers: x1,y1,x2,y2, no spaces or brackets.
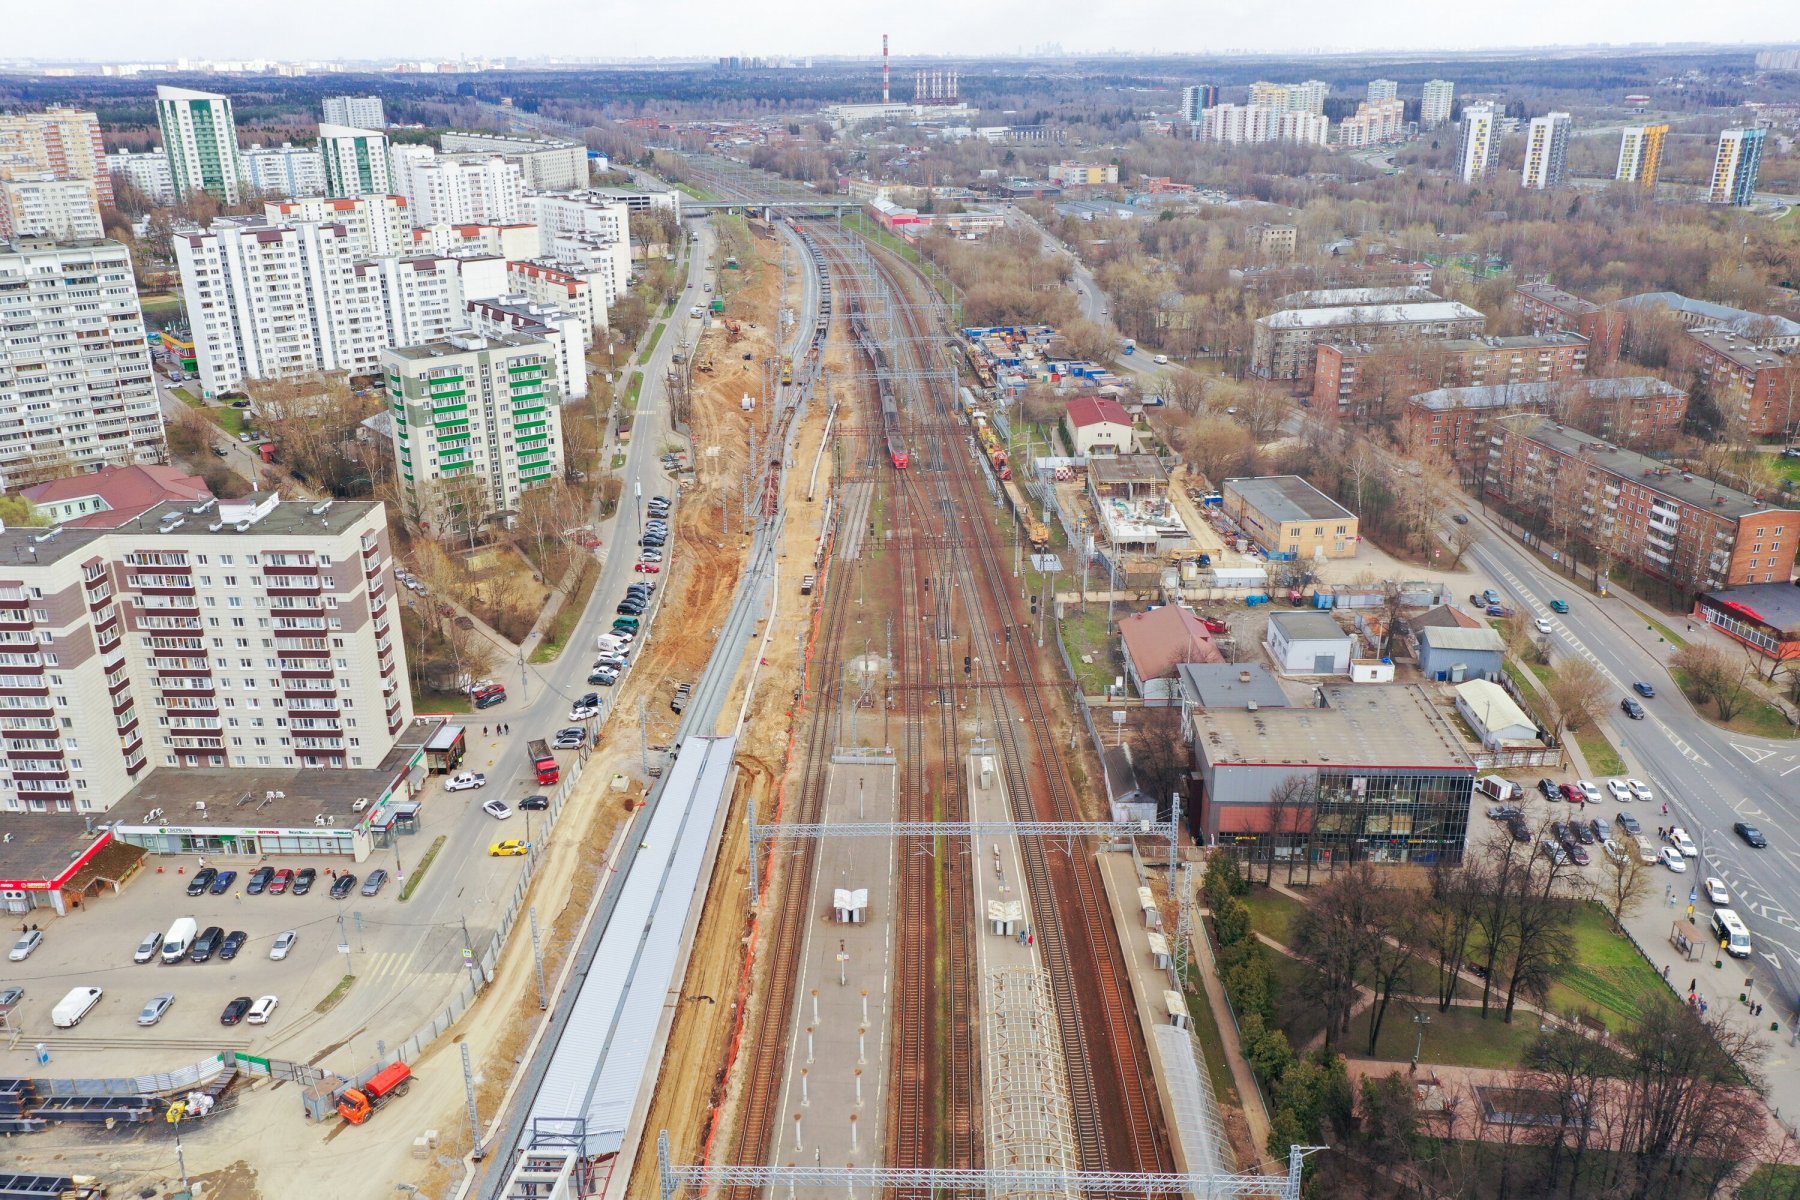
1475,769,1704,877
0,775,554,1075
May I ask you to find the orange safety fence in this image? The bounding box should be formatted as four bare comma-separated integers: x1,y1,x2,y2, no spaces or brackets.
697,515,839,1169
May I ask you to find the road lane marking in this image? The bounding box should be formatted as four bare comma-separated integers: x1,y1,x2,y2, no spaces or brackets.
1734,744,1778,764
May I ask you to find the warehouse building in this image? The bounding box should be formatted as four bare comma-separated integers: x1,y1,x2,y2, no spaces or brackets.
1220,475,1359,559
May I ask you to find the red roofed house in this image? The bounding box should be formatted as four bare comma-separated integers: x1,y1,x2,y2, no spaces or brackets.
1119,605,1225,704
22,465,214,528
1063,396,1137,457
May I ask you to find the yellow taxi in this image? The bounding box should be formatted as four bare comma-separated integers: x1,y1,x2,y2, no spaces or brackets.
488,839,529,857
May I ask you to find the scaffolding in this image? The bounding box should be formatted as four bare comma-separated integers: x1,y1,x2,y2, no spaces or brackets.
987,966,1079,1198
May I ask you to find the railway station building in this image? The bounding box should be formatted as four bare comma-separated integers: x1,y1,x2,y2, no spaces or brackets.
1183,681,1477,867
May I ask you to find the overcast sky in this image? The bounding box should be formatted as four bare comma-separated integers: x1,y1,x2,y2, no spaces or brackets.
13,0,1800,61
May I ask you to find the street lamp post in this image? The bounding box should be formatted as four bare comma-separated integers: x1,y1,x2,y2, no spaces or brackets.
1412,1012,1432,1070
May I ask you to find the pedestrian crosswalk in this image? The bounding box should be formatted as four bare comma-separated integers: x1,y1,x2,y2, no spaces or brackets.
351,949,460,982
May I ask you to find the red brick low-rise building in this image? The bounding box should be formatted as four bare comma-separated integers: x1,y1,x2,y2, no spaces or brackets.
1313,333,1590,416
1403,376,1687,462
1515,282,1625,364
1484,416,1800,590
1677,327,1800,440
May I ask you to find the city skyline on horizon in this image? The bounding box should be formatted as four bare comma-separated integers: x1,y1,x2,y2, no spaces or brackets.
10,0,1800,65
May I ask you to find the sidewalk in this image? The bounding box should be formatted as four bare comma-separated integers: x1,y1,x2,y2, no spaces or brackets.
1188,902,1274,1156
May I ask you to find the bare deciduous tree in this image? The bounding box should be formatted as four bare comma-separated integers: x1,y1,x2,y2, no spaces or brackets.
1546,658,1608,732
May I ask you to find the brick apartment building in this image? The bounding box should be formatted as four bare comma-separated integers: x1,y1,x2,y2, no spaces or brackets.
1677,327,1800,440
1515,282,1626,363
1403,377,1688,462
1484,416,1800,589
1251,300,1485,381
1235,258,1436,299
1313,333,1590,416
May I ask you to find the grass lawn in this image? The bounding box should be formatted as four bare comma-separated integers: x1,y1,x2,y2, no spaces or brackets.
1673,668,1798,739
625,371,644,410
1058,605,1117,695
412,685,472,714
1364,1001,1546,1070
1574,724,1628,776
1177,959,1243,1112
1543,902,1667,1028
639,321,666,364
529,565,599,664
1241,886,1306,946
1769,454,1800,486
140,292,182,315
668,179,717,202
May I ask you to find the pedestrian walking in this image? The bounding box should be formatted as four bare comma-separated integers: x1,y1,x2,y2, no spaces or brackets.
1662,964,1670,980
483,725,489,736
1689,978,1697,992
1662,803,1669,816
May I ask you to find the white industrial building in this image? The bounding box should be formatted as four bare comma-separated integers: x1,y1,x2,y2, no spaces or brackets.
0,174,103,241
240,142,327,199
0,237,167,489
382,332,565,532
1264,611,1356,675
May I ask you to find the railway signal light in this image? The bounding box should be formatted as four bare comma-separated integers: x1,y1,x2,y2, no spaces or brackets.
964,655,972,674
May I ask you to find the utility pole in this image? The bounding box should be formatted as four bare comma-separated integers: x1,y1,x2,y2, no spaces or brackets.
529,905,548,1011
460,915,480,989
336,911,353,977
461,1041,483,1160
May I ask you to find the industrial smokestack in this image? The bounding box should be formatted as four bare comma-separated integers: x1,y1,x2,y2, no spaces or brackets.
882,34,890,103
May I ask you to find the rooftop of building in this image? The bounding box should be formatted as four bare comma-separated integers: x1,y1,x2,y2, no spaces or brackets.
1516,281,1600,314
1274,286,1441,309
22,464,213,528
1432,333,1591,354
1268,610,1352,641
1685,327,1791,371
1417,625,1507,652
1066,396,1135,428
1191,682,1473,769
1409,603,1485,631
1088,455,1169,486
111,718,442,831
1411,375,1684,411
0,812,114,890
1259,300,1484,330
385,330,549,360
1120,605,1223,680
1699,584,1800,633
1223,475,1355,523
1178,661,1292,710
1505,417,1795,519
1616,292,1800,339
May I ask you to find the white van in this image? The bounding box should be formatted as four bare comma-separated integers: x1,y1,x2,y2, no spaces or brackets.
161,916,198,964
1711,909,1752,958
52,986,104,1028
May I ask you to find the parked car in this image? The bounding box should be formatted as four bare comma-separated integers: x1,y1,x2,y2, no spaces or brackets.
446,772,487,792
187,867,219,897
210,869,237,895
360,869,389,897
270,931,298,961
1666,827,1699,857
218,930,248,961
268,868,294,895
1601,839,1628,865
220,996,253,1025
635,563,661,574
1586,819,1607,843
1621,698,1646,720
189,926,224,962
1615,811,1642,836
1538,778,1559,801
331,873,358,899
475,691,507,710
1576,780,1602,804
1704,877,1731,906
245,995,279,1025
553,729,585,749
1542,840,1569,867
588,668,618,685
135,930,165,964
1632,681,1656,698
1659,847,1688,873
570,700,601,720
138,993,176,1026
1486,804,1523,821
490,840,529,857
1606,779,1631,801
519,794,549,811
0,986,22,1007
246,866,276,895
482,799,514,820
9,929,44,962
1559,783,1585,805
1453,513,1470,524
293,867,316,895
1626,779,1654,802
1507,818,1532,843
1565,841,1591,866
1735,822,1769,848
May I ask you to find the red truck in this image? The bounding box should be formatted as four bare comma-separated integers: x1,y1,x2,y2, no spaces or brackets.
526,739,560,786
338,1061,412,1125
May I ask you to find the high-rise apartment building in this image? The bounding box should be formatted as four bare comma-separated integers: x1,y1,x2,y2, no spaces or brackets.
438,131,588,191
466,295,589,401
321,95,386,130
155,86,244,204
1196,104,1328,146
382,332,565,533
1520,112,1571,189
318,124,392,199
105,149,174,205
0,494,413,818
1245,80,1327,115
1455,103,1498,182
0,174,103,240
389,145,526,225
264,195,409,258
1367,79,1398,104
174,214,474,397
1615,124,1668,188
1709,128,1765,206
0,238,167,489
1338,100,1407,148
241,142,326,199
0,109,113,208
1420,80,1455,129
1179,84,1219,123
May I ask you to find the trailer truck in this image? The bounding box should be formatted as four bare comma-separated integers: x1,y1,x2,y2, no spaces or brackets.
161,917,198,964
337,1061,413,1125
526,739,560,786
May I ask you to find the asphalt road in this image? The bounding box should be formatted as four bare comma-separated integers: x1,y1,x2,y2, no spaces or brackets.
1463,510,1800,1009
